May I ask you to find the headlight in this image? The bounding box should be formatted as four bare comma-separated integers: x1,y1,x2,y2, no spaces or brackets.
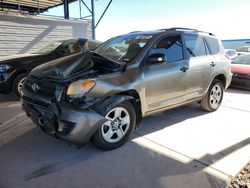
0,65,11,73
67,80,96,98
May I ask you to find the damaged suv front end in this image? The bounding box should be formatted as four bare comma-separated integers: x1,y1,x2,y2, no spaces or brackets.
21,50,127,146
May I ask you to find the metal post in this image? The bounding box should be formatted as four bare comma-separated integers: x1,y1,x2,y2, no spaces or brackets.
1,0,3,11
95,0,112,29
91,0,95,39
64,0,69,19
37,0,40,14
79,0,82,19
17,0,21,12
81,0,92,13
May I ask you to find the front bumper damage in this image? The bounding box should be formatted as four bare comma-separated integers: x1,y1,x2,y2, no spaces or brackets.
21,88,106,145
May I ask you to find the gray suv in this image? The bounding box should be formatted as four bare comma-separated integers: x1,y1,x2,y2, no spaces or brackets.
21,28,232,150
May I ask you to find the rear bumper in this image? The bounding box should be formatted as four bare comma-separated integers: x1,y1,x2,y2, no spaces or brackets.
21,89,106,145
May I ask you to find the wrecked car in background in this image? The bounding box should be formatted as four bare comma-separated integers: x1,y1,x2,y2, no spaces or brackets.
21,28,232,150
230,54,250,90
0,38,101,98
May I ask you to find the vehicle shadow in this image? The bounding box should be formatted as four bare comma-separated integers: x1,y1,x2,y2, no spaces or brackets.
226,88,250,94
135,103,207,136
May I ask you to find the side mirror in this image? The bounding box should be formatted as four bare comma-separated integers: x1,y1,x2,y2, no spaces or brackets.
147,53,166,64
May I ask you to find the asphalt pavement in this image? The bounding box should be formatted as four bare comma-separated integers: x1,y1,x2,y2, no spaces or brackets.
0,89,249,188
0,94,23,124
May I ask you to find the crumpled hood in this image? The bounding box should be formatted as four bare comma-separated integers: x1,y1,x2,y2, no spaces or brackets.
30,51,122,80
0,54,41,64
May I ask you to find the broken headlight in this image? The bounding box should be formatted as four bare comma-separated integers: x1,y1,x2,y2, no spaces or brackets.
67,80,96,98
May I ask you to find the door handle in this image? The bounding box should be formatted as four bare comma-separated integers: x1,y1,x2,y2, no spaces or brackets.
210,62,216,67
180,66,188,72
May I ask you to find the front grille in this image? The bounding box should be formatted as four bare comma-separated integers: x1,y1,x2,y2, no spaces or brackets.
25,76,56,98
22,95,59,120
22,96,50,108
22,96,58,135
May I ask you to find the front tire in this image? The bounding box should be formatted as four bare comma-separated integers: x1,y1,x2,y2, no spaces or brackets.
12,73,28,99
93,101,136,150
200,79,224,112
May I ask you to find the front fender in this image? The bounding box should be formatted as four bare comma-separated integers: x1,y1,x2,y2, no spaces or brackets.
92,95,134,114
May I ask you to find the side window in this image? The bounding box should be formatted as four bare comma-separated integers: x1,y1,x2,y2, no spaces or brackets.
150,35,184,62
205,37,220,55
184,35,206,57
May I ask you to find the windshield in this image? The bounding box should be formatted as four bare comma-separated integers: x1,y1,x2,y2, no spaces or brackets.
33,41,63,55
94,34,153,62
232,54,250,65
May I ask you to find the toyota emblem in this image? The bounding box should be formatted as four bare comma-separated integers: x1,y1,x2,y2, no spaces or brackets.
31,83,40,92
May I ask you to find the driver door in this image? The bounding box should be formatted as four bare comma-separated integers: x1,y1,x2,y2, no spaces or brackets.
143,35,189,113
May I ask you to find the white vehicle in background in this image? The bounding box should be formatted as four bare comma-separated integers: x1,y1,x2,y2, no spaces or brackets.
236,46,250,55
225,49,238,60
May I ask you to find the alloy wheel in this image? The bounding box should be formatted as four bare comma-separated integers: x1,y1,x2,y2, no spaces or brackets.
209,83,222,109
101,107,130,143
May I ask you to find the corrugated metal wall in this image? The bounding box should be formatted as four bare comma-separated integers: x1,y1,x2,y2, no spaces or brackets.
0,14,92,56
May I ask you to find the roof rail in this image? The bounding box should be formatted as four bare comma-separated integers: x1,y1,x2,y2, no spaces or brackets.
129,31,142,33
168,27,198,31
168,27,215,36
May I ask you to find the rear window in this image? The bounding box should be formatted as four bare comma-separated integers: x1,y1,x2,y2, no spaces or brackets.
205,37,220,55
184,35,206,57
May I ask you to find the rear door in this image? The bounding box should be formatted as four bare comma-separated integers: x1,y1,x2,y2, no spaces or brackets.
183,34,217,98
143,35,189,112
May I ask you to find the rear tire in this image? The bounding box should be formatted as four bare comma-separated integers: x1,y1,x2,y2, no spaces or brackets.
93,101,136,150
200,79,224,112
12,73,28,99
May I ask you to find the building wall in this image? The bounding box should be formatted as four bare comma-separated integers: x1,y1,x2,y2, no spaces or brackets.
0,14,92,56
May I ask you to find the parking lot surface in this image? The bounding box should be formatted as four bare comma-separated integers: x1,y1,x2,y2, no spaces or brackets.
0,88,249,188
0,94,23,124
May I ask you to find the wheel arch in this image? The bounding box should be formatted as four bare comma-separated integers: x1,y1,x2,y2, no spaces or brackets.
93,89,143,128
116,90,143,127
213,74,226,88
